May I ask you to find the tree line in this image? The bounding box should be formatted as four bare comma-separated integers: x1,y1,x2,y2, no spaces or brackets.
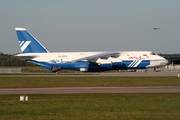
0,52,35,67
1,52,180,67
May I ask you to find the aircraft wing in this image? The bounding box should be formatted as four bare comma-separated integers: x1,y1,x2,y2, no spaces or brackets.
71,52,120,62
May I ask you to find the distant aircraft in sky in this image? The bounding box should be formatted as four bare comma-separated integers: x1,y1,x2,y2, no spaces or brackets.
13,28,168,72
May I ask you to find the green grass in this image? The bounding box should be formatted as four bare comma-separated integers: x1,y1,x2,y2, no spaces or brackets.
0,93,180,120
0,76,180,88
1,76,180,119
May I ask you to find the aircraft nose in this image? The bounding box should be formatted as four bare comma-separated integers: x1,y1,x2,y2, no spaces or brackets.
161,58,168,66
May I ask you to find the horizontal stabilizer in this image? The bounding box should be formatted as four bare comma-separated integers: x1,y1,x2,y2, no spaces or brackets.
28,60,52,70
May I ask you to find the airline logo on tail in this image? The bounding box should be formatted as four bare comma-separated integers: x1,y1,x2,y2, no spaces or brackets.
19,41,31,52
15,27,49,53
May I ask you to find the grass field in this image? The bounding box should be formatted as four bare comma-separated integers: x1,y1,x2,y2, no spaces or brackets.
1,93,180,120
0,76,180,88
1,75,180,119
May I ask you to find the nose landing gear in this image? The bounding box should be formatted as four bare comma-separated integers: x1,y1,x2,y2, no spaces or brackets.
154,67,160,72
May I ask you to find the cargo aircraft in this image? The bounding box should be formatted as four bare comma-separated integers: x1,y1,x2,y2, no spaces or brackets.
14,28,168,72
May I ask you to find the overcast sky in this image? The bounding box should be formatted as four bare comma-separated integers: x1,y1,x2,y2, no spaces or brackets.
0,0,180,54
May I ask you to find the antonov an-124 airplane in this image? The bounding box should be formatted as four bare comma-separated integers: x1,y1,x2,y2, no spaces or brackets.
13,28,168,72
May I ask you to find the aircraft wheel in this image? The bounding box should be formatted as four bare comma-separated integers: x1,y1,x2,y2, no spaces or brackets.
144,69,148,73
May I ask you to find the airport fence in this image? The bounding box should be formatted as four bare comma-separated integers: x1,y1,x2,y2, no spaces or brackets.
0,68,21,73
0,65,180,73
148,65,180,72
163,65,180,71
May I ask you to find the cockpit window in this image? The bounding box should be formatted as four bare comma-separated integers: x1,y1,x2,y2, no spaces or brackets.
150,52,156,55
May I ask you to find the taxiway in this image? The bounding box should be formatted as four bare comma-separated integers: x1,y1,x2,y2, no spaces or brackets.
1,86,180,94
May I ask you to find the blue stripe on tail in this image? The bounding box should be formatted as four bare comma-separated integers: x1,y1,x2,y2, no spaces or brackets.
15,28,49,53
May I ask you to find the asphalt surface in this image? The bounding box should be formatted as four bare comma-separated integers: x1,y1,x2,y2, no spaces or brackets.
97,71,180,76
1,71,180,94
1,86,180,94
1,71,180,77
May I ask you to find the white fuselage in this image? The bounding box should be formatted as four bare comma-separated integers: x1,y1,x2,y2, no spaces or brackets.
15,51,168,71
14,28,168,72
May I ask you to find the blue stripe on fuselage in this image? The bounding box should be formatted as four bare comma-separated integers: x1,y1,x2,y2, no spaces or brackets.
28,60,150,72
122,60,150,69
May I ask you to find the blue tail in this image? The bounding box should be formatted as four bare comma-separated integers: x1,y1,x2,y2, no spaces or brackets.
15,28,49,53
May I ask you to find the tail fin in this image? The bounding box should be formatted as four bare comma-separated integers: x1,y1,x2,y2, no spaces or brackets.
15,28,49,53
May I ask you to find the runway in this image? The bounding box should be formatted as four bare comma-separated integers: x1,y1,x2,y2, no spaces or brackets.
95,71,180,76
1,71,180,94
1,86,180,94
1,71,180,77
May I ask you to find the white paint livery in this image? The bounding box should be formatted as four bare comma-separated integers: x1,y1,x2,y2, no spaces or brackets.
19,41,31,52
15,28,26,31
14,27,168,72
134,60,142,67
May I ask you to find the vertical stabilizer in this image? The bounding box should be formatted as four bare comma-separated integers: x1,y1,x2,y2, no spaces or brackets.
15,28,49,53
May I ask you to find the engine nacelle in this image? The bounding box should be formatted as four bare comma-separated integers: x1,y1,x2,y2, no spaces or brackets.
98,61,112,69
80,68,88,72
